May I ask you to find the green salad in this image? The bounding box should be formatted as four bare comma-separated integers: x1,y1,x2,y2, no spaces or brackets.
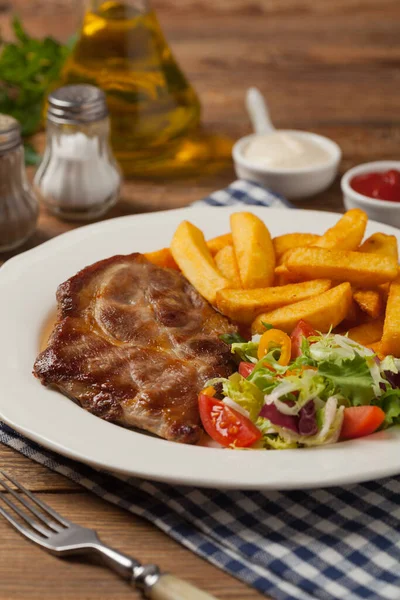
198,321,400,449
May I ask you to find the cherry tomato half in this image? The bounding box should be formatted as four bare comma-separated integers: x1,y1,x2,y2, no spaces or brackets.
340,406,385,440
198,394,262,448
257,329,291,365
238,361,255,378
290,320,318,360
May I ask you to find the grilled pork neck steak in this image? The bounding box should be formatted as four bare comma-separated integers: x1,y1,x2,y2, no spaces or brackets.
34,254,237,444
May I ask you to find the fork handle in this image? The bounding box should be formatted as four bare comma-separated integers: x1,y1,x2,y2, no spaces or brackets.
92,542,219,599
148,574,219,600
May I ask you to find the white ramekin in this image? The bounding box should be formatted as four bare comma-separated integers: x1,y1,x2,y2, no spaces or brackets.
341,161,400,229
232,130,342,200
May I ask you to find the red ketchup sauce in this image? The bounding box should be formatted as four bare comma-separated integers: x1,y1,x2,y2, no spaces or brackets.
350,169,400,202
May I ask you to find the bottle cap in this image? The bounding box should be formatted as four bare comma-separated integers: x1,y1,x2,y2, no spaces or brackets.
0,115,22,154
47,85,108,124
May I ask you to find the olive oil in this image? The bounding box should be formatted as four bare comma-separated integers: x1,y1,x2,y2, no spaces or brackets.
58,1,232,177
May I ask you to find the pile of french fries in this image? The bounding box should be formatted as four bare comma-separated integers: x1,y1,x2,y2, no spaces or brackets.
144,210,400,358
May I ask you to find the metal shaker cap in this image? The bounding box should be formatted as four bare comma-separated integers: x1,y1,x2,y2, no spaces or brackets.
47,84,108,124
0,115,22,154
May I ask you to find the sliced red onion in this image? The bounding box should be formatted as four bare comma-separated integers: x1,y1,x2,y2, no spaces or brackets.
384,370,400,390
298,400,317,436
298,417,318,436
300,399,315,417
259,403,299,433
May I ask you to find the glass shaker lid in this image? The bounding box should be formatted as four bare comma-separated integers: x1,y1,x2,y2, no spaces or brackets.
0,115,21,154
47,84,109,124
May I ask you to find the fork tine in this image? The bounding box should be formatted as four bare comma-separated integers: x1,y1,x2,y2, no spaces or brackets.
0,478,63,533
0,472,70,527
0,504,45,545
0,492,51,537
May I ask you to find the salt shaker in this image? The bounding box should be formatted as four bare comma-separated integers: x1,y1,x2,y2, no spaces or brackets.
0,115,38,252
34,85,121,221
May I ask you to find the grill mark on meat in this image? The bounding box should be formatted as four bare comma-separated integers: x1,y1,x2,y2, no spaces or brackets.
34,254,237,444
143,269,235,379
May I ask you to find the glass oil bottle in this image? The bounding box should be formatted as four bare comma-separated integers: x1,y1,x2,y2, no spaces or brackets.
57,0,232,178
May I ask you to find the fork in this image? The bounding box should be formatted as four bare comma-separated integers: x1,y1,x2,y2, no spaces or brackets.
0,471,219,599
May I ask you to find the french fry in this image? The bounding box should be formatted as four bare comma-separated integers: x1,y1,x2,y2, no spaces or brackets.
341,299,364,328
347,319,384,346
285,247,398,286
353,288,385,319
359,232,398,260
311,209,368,250
274,265,302,285
380,282,391,301
274,264,299,286
358,233,399,304
170,221,232,304
276,250,290,267
207,233,232,256
216,279,332,324
144,248,179,270
231,212,275,288
367,341,386,360
381,275,400,357
274,264,292,277
251,282,352,334
162,212,398,345
273,233,320,260
214,245,242,288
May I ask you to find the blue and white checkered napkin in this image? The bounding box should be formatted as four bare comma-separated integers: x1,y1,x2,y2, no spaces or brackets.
1,180,400,600
197,179,293,208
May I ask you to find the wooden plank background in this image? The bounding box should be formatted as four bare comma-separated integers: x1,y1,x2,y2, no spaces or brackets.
0,1,400,598
1,0,400,263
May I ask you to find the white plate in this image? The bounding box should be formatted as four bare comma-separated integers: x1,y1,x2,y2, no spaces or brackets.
1,206,399,490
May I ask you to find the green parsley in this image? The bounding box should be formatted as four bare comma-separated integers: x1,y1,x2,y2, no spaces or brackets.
0,16,74,161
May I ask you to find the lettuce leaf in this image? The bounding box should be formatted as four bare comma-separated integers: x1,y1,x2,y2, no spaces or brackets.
375,388,400,427
296,337,317,367
263,370,327,416
317,354,375,406
309,333,366,363
222,372,264,421
247,362,280,394
230,341,259,363
380,355,400,374
263,434,298,450
255,417,298,449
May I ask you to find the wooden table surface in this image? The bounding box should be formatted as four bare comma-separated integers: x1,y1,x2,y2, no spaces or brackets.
1,0,400,598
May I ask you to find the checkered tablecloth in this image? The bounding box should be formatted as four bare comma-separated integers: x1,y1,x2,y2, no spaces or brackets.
1,181,400,600
195,179,293,208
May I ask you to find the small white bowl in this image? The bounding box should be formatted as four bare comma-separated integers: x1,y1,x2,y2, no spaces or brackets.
232,130,342,200
341,161,400,229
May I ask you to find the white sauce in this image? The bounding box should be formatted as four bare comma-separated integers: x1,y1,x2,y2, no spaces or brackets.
243,131,331,169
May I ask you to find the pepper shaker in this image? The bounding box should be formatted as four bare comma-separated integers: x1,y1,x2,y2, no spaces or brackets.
34,85,121,221
0,115,38,252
